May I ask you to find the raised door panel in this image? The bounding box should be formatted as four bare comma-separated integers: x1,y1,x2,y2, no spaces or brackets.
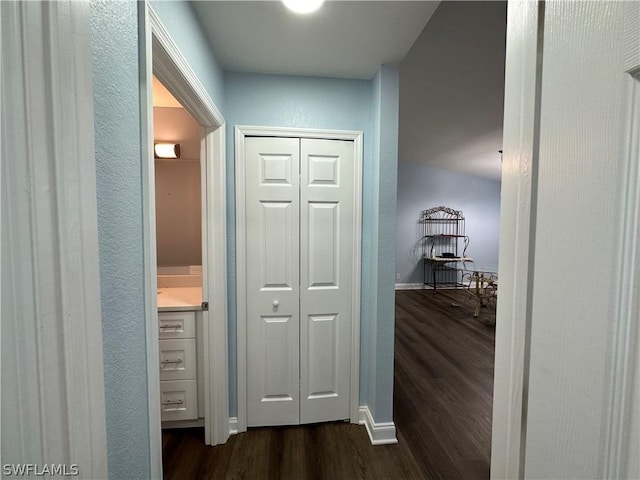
299,138,354,424
245,137,300,426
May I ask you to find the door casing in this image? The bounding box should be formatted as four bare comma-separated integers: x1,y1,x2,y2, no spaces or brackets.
141,4,229,477
235,126,363,433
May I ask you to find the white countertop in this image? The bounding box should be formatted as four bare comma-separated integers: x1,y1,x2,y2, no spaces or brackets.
157,287,202,311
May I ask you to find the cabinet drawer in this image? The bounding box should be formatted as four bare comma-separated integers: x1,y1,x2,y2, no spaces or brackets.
160,379,197,422
159,339,196,381
158,312,195,339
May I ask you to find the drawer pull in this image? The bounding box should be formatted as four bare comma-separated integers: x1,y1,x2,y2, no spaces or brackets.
160,324,182,329
162,399,184,406
160,359,183,365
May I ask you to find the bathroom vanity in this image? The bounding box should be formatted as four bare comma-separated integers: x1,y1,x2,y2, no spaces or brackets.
157,286,204,427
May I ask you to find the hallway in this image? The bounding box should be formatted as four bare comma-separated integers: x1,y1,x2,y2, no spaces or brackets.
162,289,494,479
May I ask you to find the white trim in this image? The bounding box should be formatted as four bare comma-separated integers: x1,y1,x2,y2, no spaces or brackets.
148,7,223,127
358,407,398,445
1,1,107,475
202,125,230,446
142,3,229,464
161,419,205,430
229,417,239,435
491,1,544,479
601,67,640,478
0,1,4,461
395,282,485,291
138,5,162,477
235,128,248,433
235,125,363,431
395,283,426,290
350,133,363,425
395,283,483,291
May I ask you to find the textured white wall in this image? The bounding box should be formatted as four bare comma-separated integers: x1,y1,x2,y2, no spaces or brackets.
524,2,631,478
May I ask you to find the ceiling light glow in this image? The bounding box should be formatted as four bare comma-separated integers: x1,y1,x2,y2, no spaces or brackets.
282,0,325,14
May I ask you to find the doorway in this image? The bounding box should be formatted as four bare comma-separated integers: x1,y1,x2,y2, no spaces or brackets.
152,76,205,427
394,0,506,476
141,5,229,477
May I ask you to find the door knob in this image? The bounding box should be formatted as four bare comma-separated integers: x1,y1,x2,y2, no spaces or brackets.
272,300,280,309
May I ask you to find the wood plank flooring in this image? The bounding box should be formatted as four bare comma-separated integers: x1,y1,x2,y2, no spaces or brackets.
162,289,495,479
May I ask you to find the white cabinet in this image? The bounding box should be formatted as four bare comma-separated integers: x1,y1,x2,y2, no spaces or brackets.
159,339,197,381
160,379,198,422
158,311,201,423
158,311,196,339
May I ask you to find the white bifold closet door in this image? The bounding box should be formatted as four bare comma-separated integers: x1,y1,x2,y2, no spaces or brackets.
245,136,355,427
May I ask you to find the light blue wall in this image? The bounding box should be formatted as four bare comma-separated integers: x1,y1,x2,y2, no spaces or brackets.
367,66,400,423
93,3,400,470
396,162,501,285
224,69,400,424
91,1,225,477
224,71,374,416
91,2,148,478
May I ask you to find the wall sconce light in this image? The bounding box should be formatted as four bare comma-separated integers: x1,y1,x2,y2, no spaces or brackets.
154,143,181,159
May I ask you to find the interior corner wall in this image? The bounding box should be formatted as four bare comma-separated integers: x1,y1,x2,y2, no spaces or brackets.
90,1,225,477
367,65,400,424
149,0,226,111
395,162,501,285
223,72,374,417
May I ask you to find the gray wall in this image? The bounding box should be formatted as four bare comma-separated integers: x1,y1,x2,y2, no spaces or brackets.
396,161,501,285
399,1,506,181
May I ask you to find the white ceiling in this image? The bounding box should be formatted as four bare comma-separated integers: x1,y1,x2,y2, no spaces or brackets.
190,0,506,180
191,1,440,79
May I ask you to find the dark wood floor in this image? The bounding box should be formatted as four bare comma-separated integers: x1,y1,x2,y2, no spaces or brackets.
163,289,495,479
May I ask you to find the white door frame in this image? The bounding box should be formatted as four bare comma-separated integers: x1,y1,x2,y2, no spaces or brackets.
1,1,107,476
492,1,640,478
235,126,363,432
140,3,229,477
490,2,543,478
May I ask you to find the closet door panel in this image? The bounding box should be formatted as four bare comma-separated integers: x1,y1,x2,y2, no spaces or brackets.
245,137,300,427
299,138,354,424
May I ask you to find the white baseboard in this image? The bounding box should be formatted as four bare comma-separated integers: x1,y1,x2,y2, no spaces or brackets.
358,406,398,445
227,410,397,446
161,418,204,429
395,282,482,291
395,283,426,290
229,416,238,435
